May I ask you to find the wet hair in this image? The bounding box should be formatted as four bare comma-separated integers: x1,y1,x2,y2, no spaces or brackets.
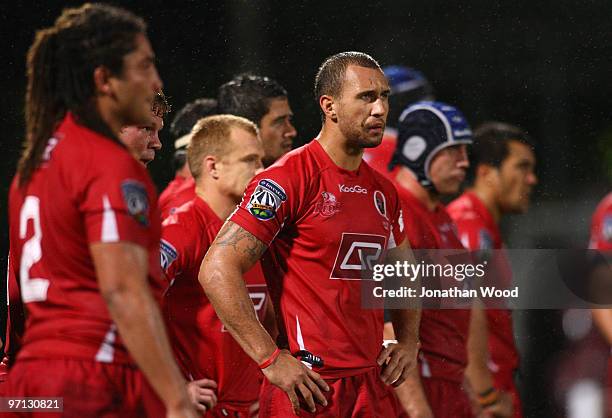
467,121,534,181
170,97,218,138
152,90,171,119
170,97,218,172
217,73,287,126
187,114,258,180
18,3,145,186
314,51,382,120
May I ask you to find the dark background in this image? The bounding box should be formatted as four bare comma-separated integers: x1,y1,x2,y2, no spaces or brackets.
1,1,611,416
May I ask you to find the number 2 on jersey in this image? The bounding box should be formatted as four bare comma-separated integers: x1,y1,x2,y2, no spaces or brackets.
19,196,50,302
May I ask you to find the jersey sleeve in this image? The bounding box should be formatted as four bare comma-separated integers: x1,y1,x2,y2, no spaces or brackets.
78,152,155,248
160,218,196,283
229,167,299,246
453,218,493,251
401,204,427,249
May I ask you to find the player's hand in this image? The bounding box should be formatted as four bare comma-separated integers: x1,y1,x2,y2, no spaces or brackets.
187,378,218,413
261,349,330,415
377,341,419,387
481,390,514,418
248,400,260,417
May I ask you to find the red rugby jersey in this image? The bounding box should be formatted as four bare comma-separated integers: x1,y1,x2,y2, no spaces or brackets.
161,197,267,409
589,192,612,250
159,176,196,220
8,113,162,364
395,184,470,383
447,192,520,383
230,139,405,379
159,174,187,215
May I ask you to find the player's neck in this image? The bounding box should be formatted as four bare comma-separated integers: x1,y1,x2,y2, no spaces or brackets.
95,97,124,137
395,167,439,211
196,183,237,221
317,125,363,171
471,183,501,223
176,165,192,179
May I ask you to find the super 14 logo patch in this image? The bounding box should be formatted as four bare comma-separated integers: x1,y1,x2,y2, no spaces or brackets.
160,239,178,271
247,179,287,221
121,180,149,226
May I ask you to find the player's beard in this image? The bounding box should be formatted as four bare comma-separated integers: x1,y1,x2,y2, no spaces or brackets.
340,120,384,151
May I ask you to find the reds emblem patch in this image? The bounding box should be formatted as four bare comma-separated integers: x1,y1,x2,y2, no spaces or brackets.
160,239,178,271
247,179,287,221
314,192,341,217
121,180,149,226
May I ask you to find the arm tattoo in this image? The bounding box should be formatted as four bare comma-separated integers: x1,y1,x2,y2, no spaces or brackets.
213,221,267,264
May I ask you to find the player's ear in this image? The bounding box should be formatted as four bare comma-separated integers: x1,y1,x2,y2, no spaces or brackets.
477,164,499,186
320,95,337,123
204,155,220,180
93,66,114,97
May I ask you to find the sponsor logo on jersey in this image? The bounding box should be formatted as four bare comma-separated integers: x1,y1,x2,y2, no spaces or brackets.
338,184,367,194
331,233,387,280
314,192,341,217
121,180,149,226
374,190,387,218
160,239,178,271
247,179,287,221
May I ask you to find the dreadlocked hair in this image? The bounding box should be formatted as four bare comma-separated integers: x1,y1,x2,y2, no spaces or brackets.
18,3,145,187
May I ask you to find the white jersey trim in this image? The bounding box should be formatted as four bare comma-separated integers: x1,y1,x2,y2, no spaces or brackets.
102,195,119,242
295,315,312,369
95,324,117,363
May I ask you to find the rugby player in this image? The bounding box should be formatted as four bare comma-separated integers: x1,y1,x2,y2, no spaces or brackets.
159,98,219,219
119,90,170,166
362,65,433,177
217,73,297,168
5,4,195,417
199,52,421,417
1,88,171,393
160,115,273,417
388,101,474,418
448,122,537,418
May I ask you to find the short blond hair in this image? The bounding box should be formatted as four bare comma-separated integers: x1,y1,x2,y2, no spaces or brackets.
188,114,258,179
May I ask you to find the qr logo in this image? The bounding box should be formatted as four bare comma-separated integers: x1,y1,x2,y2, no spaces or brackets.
330,233,387,280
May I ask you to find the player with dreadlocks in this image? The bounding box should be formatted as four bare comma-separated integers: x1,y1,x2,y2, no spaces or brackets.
5,4,196,417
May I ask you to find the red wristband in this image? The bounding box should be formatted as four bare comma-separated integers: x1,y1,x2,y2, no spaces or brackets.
258,348,281,369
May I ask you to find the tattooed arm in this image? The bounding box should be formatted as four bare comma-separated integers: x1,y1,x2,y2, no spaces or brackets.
199,221,329,414
199,221,274,361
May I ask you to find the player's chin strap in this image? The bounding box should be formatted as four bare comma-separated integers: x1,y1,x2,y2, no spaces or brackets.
295,350,324,368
